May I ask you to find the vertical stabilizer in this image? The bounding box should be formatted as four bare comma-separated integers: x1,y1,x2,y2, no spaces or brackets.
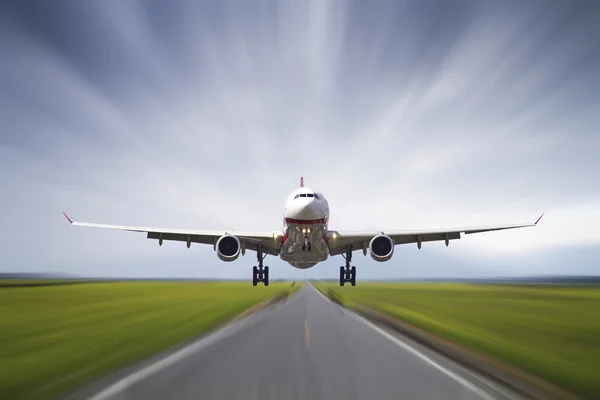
300,177,304,187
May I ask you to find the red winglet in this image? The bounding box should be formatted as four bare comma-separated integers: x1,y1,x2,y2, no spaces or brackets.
62,212,73,224
535,213,545,225
300,176,304,187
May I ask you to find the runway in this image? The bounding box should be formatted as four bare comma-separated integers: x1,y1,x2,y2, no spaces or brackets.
75,283,526,400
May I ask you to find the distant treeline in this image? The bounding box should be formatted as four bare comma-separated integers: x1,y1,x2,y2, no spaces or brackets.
0,280,114,288
0,275,295,288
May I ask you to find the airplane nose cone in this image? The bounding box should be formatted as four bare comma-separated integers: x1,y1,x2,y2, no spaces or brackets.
299,204,322,220
286,200,324,221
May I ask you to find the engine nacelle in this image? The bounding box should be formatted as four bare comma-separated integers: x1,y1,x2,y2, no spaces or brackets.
369,234,394,262
216,235,241,262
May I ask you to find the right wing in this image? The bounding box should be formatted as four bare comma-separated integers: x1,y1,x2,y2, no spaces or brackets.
62,213,283,255
327,214,544,256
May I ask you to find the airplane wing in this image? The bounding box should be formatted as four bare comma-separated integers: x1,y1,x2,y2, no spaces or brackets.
326,214,544,256
62,213,283,256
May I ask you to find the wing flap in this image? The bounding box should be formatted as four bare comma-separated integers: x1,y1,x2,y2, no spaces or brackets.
392,231,462,245
146,231,216,245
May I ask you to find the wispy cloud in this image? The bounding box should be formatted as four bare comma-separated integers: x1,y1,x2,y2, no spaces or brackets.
1,0,599,278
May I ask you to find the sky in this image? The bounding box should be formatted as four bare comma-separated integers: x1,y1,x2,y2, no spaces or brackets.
1,0,599,280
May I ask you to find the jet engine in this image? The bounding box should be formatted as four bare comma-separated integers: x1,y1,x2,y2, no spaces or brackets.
216,235,241,262
369,234,394,262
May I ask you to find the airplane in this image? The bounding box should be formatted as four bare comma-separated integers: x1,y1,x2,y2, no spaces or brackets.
63,177,544,287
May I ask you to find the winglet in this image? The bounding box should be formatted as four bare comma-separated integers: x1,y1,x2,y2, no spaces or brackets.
62,212,73,224
300,176,304,187
535,213,545,225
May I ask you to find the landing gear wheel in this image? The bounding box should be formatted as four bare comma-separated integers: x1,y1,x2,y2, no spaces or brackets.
307,242,312,251
339,245,357,286
252,245,269,286
301,245,306,251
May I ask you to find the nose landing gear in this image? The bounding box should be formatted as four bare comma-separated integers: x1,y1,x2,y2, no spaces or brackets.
301,235,312,252
339,245,356,286
252,245,269,286
301,228,312,252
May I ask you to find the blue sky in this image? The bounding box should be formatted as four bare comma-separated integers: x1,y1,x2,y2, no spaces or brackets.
1,0,599,279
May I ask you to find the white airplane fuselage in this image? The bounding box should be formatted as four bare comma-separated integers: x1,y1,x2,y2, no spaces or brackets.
280,187,330,269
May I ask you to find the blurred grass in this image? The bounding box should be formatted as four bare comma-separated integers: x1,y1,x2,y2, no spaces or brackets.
314,282,600,399
0,280,300,400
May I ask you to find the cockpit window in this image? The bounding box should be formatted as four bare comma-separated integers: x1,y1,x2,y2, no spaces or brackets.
295,192,319,199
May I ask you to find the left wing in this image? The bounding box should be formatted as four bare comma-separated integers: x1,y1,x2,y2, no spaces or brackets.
62,213,283,256
326,214,544,256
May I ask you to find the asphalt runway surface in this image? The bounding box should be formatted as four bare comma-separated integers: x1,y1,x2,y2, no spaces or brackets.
71,283,526,400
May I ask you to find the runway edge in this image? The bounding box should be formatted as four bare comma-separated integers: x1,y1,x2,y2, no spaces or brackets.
315,285,587,400
62,286,301,400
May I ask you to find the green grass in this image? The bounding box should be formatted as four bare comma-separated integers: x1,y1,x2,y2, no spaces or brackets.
1,280,300,400
314,282,600,399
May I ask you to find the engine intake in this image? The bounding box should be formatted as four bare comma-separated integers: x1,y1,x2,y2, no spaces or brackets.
369,234,394,262
216,235,241,262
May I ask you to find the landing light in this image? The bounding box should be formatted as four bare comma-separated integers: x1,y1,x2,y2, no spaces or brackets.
332,233,337,239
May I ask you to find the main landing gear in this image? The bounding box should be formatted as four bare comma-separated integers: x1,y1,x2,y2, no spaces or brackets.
253,245,269,287
339,245,356,286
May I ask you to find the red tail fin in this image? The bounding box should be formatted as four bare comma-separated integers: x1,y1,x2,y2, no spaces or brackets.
300,177,304,187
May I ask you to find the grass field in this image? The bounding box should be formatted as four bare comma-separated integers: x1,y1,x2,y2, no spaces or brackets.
314,282,600,399
1,280,300,400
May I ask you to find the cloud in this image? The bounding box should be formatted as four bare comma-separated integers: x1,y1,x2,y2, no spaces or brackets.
1,0,599,279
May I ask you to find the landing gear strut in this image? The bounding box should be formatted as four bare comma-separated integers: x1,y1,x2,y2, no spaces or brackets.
301,235,312,252
339,245,356,286
252,245,269,287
